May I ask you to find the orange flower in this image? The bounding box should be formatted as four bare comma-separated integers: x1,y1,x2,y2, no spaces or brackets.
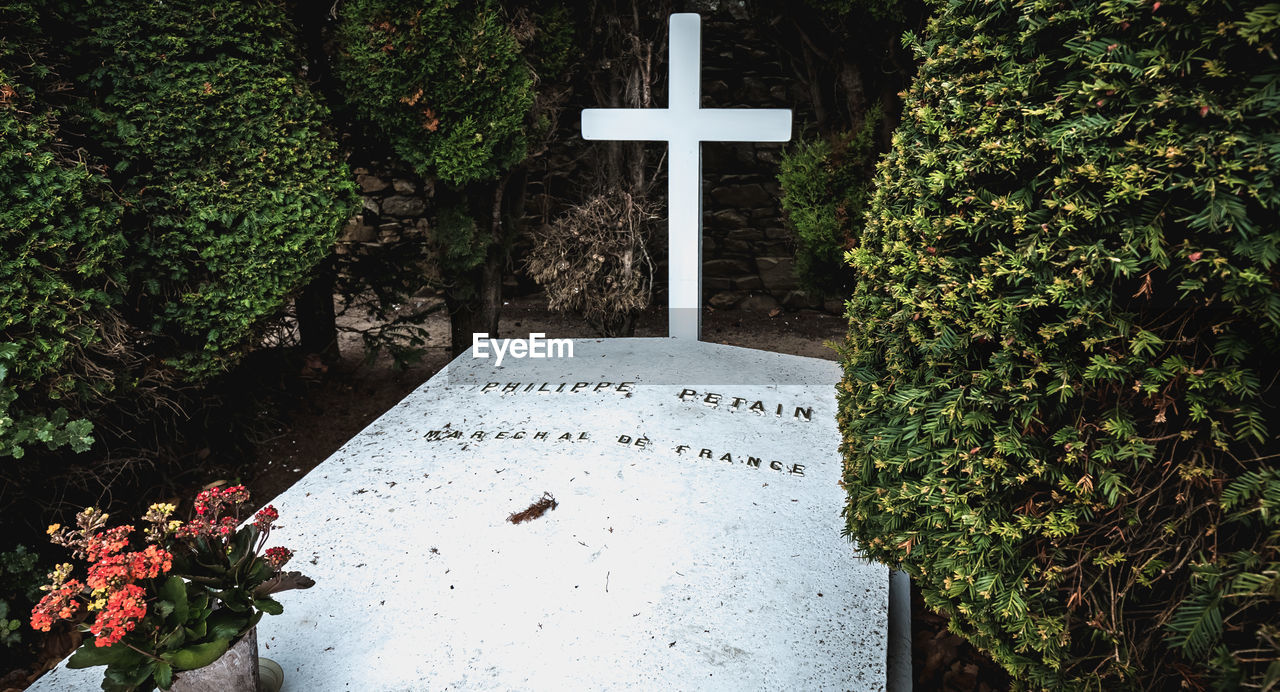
88,584,147,647
30,579,83,632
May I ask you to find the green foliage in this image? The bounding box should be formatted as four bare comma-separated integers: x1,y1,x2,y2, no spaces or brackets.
521,3,576,81
778,107,881,295
335,0,535,186
0,544,43,647
434,202,489,278
839,0,1280,687
0,4,123,459
801,0,904,22
76,0,358,381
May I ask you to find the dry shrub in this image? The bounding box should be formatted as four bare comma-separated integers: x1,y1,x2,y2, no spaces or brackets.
525,191,657,336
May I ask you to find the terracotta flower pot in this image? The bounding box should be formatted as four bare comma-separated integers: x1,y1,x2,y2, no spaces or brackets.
169,628,282,692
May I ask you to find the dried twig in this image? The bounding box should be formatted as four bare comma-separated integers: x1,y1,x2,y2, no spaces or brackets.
508,492,558,524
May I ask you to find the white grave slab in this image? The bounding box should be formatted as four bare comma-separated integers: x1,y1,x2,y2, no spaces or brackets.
582,14,792,339
31,339,889,691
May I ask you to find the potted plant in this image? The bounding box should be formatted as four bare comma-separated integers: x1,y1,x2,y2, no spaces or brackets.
30,486,312,691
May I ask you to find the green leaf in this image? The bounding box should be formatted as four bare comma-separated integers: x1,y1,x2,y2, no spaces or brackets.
102,660,155,692
254,597,283,616
246,558,273,584
206,610,251,641
161,638,230,671
158,624,186,651
227,526,258,568
154,661,173,690
160,576,189,624
67,641,135,669
182,620,206,640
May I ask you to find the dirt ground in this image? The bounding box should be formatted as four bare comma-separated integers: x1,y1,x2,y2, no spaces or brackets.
244,293,1011,692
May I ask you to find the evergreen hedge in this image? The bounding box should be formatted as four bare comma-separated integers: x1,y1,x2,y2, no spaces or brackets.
840,0,1279,687
334,0,534,186
76,0,358,380
0,4,121,458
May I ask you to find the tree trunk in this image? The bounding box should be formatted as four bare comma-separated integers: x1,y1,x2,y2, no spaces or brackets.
445,248,503,357
296,256,339,361
443,181,507,357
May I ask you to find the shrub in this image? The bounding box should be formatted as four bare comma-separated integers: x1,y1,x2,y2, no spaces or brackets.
778,107,881,295
75,0,358,381
0,4,122,458
526,191,657,336
334,0,534,186
839,0,1280,687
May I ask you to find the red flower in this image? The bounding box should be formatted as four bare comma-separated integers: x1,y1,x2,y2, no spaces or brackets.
264,547,293,569
85,555,130,591
254,505,279,530
194,485,250,517
86,526,133,563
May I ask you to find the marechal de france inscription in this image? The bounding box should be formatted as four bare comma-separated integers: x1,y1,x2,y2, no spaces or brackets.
422,427,806,477
426,383,817,478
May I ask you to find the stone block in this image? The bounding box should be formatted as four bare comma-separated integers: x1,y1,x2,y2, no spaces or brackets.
341,219,378,243
709,209,750,229
378,223,402,242
742,76,770,103
357,174,389,194
704,258,752,276
392,179,417,194
708,291,742,309
756,147,781,165
756,256,799,293
739,294,781,313
732,274,764,291
381,196,426,217
726,227,764,242
781,289,819,310
710,184,768,209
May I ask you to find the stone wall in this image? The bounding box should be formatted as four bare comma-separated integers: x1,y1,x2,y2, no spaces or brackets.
335,166,432,253
698,15,822,313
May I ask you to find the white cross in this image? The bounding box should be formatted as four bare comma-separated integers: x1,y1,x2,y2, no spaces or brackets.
581,13,792,340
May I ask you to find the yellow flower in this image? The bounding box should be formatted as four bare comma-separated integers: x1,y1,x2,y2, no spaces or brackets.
46,524,61,535
42,563,74,590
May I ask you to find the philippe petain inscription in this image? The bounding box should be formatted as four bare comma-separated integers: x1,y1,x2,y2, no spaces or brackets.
476,382,816,422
